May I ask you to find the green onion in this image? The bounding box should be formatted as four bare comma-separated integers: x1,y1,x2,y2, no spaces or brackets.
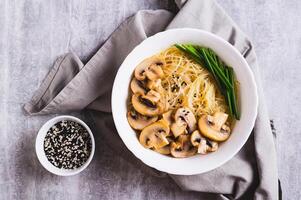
175,44,240,120
199,48,232,90
228,67,240,119
224,68,233,117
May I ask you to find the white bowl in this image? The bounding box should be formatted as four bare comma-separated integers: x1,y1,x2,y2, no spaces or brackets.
35,115,95,176
111,28,258,175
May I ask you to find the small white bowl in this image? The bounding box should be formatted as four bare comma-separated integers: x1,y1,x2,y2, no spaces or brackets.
112,28,258,175
35,115,95,176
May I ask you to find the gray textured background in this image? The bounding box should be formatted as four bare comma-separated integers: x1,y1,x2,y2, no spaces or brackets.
0,0,300,199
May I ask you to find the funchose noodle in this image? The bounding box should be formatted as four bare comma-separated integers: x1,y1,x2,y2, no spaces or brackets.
159,46,228,118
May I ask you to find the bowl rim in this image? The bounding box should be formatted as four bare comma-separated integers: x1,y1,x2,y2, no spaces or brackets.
35,115,95,176
111,28,258,175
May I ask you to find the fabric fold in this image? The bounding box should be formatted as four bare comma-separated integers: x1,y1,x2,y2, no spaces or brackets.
24,0,278,199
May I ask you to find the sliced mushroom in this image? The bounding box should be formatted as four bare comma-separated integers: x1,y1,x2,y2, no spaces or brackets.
127,108,158,130
154,137,173,155
170,135,197,158
171,120,187,138
213,112,229,129
190,130,202,146
139,120,170,149
175,108,197,132
134,56,164,81
132,93,164,116
145,64,164,80
147,79,162,90
190,130,218,154
171,107,197,137
161,110,175,137
130,78,148,95
155,145,171,155
198,112,231,142
162,110,174,126
143,90,161,103
206,139,218,152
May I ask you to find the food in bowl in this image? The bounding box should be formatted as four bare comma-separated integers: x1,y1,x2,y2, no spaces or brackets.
127,44,240,158
44,120,92,169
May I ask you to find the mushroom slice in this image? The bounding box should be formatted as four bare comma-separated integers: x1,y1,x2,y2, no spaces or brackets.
132,93,163,116
206,140,218,152
170,135,197,158
145,63,164,80
198,112,231,142
190,130,218,154
155,137,173,155
213,112,229,129
147,79,162,90
174,107,197,133
190,130,202,146
130,78,148,95
171,121,187,138
171,107,197,137
155,145,171,155
143,90,161,103
139,120,170,149
162,110,175,137
162,110,174,126
134,56,164,81
127,109,158,130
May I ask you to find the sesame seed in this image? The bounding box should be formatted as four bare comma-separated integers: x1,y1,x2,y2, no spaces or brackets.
44,120,92,169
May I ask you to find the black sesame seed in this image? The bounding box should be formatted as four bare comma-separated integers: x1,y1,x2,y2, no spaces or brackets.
44,120,92,170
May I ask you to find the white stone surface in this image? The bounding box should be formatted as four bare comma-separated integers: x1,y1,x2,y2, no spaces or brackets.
0,0,300,199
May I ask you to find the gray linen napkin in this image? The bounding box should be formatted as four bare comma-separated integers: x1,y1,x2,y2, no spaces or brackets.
24,0,278,199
